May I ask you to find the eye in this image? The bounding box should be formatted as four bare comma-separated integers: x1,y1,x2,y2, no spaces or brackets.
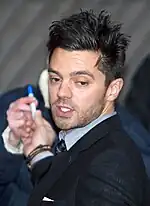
76,81,89,86
49,77,61,83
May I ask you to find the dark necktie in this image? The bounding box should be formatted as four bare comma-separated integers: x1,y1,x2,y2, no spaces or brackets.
55,139,67,154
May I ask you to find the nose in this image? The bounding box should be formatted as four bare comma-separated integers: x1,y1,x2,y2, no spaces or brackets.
57,81,72,99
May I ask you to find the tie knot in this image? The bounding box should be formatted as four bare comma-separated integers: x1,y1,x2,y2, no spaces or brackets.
55,139,67,154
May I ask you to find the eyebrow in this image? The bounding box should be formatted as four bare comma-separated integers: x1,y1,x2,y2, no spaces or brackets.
70,71,95,79
48,68,62,78
48,68,95,80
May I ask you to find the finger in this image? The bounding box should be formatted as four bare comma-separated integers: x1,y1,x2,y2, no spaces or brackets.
16,97,37,105
7,110,33,128
22,122,36,137
7,110,24,120
25,115,34,128
9,119,26,129
22,136,32,145
25,126,32,133
10,127,30,139
16,97,38,108
34,110,44,126
26,121,32,127
24,111,33,122
9,97,38,112
31,121,36,130
29,130,34,137
8,103,31,114
19,129,31,138
9,97,35,108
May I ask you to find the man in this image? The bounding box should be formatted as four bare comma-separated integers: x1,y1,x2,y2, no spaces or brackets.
3,10,148,206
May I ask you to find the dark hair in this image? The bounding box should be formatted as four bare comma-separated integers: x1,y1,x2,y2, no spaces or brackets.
47,10,130,85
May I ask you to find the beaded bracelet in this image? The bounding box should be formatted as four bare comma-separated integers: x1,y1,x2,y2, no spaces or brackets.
26,144,51,166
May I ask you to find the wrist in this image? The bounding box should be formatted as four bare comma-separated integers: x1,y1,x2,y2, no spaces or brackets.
2,126,23,154
28,150,54,169
8,131,21,147
26,144,52,168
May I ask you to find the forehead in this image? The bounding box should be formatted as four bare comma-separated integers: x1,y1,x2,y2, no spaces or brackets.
49,48,100,73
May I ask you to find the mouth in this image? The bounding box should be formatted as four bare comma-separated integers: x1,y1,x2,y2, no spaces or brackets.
54,105,74,118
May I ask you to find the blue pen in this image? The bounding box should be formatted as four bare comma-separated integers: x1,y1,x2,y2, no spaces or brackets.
27,85,36,119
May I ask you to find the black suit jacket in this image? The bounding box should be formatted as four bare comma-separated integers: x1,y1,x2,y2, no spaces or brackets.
28,115,148,206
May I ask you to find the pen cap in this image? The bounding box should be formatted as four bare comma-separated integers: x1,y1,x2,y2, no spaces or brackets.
28,85,33,95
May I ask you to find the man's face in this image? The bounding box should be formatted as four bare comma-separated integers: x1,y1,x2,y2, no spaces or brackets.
48,48,119,130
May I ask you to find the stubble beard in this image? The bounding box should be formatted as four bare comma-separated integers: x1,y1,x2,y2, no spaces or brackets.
51,100,105,131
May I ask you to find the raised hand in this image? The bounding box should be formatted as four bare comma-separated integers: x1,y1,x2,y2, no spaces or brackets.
22,110,56,156
7,97,37,145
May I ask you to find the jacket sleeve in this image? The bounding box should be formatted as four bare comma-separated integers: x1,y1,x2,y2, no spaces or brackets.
75,148,146,206
0,87,27,185
0,182,30,206
31,156,54,185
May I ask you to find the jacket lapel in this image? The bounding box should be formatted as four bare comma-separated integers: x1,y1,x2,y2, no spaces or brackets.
29,115,121,205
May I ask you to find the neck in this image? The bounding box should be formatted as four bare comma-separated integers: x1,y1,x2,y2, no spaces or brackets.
101,102,115,117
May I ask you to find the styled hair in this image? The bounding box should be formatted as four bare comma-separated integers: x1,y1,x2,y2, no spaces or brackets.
47,10,130,85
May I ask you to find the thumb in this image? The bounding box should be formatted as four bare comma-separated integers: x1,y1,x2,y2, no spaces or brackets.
34,110,43,125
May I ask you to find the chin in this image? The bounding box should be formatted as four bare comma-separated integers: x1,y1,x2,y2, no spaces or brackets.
54,118,76,130
56,123,72,130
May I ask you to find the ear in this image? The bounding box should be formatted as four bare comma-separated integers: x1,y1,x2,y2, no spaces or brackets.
105,78,124,102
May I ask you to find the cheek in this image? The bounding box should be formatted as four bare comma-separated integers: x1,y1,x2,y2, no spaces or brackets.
73,88,104,109
48,86,58,103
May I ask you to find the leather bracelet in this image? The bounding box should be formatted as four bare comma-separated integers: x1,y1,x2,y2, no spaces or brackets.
26,144,51,166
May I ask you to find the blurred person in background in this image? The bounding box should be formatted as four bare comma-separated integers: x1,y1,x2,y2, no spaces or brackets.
0,86,33,206
123,54,150,178
0,71,58,206
125,54,150,133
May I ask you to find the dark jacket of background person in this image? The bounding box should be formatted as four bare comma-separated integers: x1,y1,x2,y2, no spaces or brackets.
117,104,150,179
125,54,150,133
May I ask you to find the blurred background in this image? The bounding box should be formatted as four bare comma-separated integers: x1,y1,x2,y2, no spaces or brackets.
0,0,150,104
